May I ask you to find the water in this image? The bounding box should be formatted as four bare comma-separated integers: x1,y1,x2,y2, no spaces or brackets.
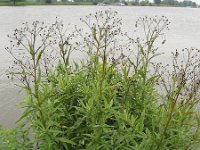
0,6,200,128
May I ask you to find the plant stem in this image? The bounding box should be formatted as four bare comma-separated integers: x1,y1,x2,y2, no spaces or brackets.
156,101,176,150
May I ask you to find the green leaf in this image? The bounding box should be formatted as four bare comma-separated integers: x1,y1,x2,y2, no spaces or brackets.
57,138,76,145
37,66,41,84
36,49,44,65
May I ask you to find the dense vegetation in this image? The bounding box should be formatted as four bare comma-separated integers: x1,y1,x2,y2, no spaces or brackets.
0,0,94,6
1,9,200,149
0,0,198,7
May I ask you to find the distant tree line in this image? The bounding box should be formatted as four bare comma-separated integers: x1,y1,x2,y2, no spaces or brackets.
66,0,198,7
74,0,198,7
130,0,197,7
3,0,198,7
154,0,197,7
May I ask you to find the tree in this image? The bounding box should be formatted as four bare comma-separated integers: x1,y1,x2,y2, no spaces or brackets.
140,0,149,6
45,0,52,3
192,2,197,7
154,0,161,5
162,0,174,5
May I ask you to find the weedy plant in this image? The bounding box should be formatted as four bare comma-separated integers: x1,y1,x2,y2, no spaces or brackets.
1,9,200,150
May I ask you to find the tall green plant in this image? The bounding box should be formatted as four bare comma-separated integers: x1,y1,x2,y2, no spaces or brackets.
4,9,200,149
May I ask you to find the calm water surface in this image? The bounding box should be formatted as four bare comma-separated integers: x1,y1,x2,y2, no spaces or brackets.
0,6,200,128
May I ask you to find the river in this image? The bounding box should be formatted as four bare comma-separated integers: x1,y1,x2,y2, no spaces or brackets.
0,6,200,128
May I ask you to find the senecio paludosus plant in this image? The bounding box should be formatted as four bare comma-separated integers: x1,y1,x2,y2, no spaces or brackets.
1,9,200,150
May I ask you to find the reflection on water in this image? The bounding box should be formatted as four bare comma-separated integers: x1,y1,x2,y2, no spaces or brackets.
1,6,200,128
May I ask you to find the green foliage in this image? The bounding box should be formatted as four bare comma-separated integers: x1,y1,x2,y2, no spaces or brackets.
2,9,200,149
154,0,161,5
0,127,17,150
161,0,197,7
0,1,95,6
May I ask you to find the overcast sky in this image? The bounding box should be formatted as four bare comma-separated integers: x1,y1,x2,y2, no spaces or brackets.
190,0,200,4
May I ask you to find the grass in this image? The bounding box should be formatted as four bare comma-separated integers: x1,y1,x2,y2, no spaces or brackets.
1,9,200,149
